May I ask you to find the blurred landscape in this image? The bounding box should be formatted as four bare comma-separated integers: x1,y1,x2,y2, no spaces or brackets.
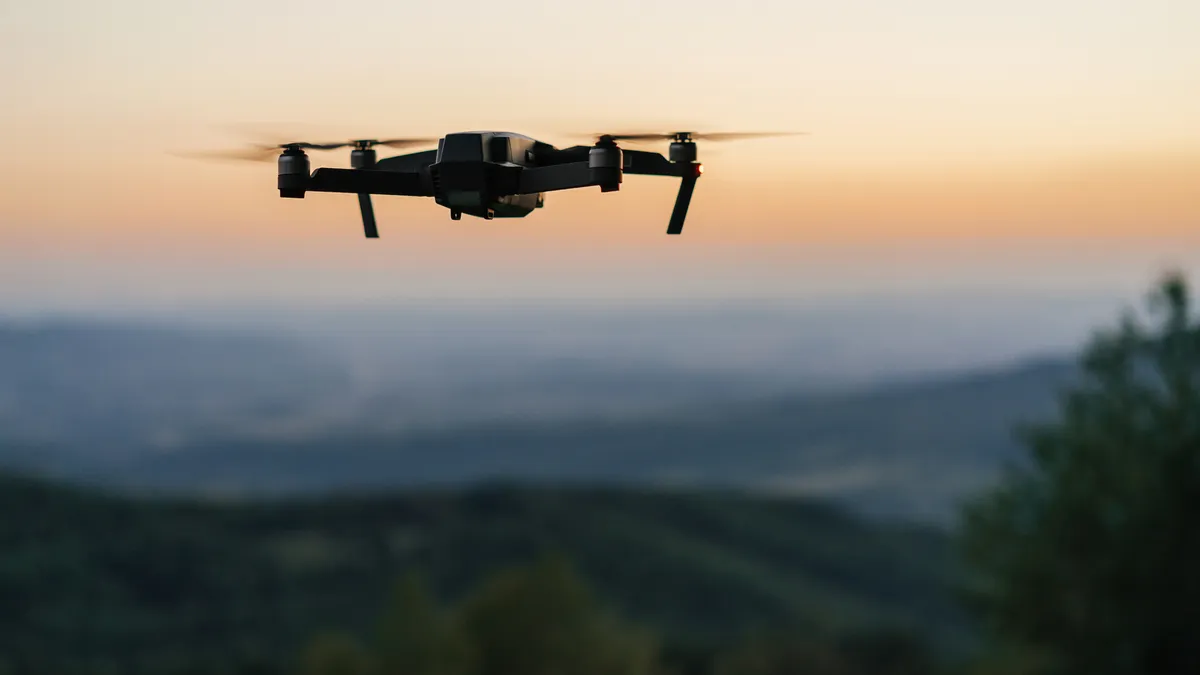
0,293,1088,672
3,284,1188,674
0,292,1110,524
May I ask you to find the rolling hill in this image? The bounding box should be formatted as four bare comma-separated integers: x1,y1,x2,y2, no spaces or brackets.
0,319,1080,525
0,472,967,673
21,357,1073,525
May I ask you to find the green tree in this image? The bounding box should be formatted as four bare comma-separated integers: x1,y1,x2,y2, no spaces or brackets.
712,628,937,675
299,632,373,675
375,571,474,675
457,553,659,675
713,633,855,675
961,272,1200,675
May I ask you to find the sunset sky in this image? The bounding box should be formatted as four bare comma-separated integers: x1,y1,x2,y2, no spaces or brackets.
2,0,1198,313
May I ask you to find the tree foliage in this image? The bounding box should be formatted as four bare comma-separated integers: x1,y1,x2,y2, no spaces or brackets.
293,556,661,675
299,632,372,675
375,571,474,675
0,475,956,674
456,554,658,675
961,271,1200,675
711,628,937,675
298,555,940,675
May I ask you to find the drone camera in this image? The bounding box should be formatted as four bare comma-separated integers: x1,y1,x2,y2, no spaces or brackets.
277,147,310,199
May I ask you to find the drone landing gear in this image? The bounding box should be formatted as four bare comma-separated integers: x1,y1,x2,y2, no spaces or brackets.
358,193,379,238
667,168,700,235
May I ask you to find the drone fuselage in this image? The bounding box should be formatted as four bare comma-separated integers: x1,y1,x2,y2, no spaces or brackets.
431,132,544,220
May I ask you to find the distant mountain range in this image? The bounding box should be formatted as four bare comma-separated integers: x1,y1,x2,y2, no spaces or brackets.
0,320,1080,525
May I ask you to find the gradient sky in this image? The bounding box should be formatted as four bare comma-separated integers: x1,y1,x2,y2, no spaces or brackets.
2,0,1199,312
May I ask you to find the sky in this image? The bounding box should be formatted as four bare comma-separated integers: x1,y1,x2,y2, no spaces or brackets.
1,0,1199,312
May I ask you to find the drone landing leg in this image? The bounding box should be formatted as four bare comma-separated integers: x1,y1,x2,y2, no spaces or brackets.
358,193,379,238
667,171,698,235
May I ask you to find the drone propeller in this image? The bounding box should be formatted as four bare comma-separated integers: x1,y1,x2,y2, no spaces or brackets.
349,138,440,149
173,137,438,162
586,131,807,144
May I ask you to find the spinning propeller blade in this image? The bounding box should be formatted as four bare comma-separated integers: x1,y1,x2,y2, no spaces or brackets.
172,137,438,162
584,131,807,144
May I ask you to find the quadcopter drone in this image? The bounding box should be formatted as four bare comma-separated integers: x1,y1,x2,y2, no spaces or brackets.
189,130,802,237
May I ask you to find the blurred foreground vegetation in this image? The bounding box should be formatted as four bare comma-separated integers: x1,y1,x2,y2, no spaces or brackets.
962,272,1200,674
0,475,960,675
298,556,940,675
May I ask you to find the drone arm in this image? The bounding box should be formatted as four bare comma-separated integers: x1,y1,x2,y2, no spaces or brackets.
622,150,686,177
374,149,438,172
302,168,429,239
307,168,432,196
515,152,700,234
516,162,596,194
620,150,700,234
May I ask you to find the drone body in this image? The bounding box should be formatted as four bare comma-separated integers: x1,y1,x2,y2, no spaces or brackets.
277,131,708,237
186,129,800,238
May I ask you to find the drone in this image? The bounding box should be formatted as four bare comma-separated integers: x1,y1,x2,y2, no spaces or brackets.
187,130,803,237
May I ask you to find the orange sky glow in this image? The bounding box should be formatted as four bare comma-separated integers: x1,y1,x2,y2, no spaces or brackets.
1,0,1198,308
